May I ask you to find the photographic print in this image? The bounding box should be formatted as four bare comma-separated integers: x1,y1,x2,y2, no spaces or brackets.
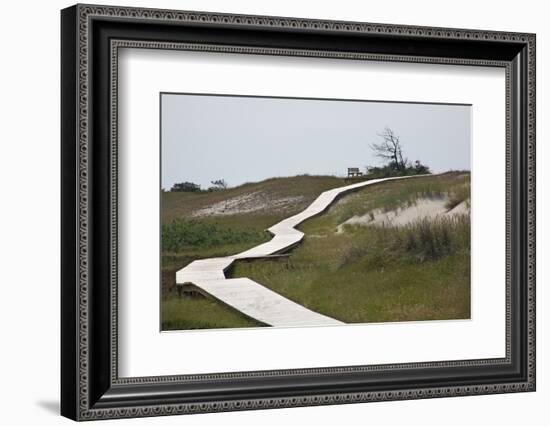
160,93,472,331
61,7,535,418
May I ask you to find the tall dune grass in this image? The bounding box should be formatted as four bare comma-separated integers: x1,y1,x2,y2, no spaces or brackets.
233,173,471,324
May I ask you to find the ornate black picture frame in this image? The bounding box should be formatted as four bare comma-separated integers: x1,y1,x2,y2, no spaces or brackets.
61,4,536,421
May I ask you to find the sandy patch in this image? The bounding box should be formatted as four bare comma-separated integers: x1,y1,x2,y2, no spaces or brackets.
447,200,469,216
337,197,469,232
192,191,305,217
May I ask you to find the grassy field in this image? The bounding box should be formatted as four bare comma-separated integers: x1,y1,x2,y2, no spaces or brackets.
232,172,471,324
161,175,357,330
162,297,263,330
161,172,471,329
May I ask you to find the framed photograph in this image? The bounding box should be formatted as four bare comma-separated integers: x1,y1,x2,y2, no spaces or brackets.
61,4,536,421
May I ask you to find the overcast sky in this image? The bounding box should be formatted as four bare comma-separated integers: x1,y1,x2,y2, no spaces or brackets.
161,93,471,190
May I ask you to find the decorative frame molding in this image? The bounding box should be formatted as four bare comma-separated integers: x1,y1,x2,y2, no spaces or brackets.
61,4,535,421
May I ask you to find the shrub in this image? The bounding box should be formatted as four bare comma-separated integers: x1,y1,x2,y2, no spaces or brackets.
363,162,431,180
170,181,202,192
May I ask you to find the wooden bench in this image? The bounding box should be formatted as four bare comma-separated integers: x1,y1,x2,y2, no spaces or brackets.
347,167,363,177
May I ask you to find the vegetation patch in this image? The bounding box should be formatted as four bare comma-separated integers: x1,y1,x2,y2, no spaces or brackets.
305,172,470,234
161,172,471,329
160,175,360,326
162,219,269,252
162,297,265,330
231,172,471,324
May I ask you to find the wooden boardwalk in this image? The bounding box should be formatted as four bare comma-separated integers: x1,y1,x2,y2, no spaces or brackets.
176,175,428,327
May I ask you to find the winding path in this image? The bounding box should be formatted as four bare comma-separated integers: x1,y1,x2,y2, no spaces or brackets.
176,175,428,327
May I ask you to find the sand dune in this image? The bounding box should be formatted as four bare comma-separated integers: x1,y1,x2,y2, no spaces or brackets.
337,197,469,232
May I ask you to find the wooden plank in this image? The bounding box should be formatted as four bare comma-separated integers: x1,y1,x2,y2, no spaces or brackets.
193,278,342,327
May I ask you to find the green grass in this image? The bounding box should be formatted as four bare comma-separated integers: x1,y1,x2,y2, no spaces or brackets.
162,297,265,330
161,175,362,328
161,172,471,329
160,175,365,298
231,172,471,324
162,219,269,252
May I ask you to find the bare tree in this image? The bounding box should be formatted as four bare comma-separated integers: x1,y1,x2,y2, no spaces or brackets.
208,179,228,192
370,127,407,171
